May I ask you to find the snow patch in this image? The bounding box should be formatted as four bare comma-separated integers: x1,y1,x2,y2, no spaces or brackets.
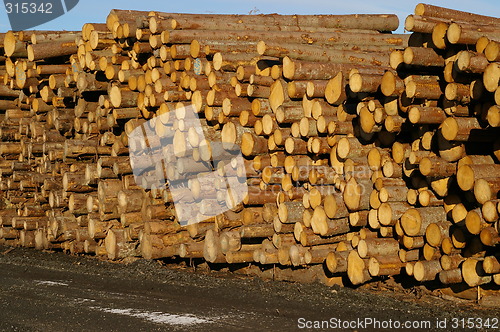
35,280,69,287
90,306,210,326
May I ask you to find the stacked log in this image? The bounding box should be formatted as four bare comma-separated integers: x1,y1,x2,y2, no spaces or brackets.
0,4,498,301
101,9,408,286
379,4,500,293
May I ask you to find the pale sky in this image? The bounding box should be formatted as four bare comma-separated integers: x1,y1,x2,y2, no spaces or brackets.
0,1,499,33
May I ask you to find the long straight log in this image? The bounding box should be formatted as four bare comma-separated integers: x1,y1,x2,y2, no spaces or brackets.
28,40,78,61
145,11,400,31
414,4,500,25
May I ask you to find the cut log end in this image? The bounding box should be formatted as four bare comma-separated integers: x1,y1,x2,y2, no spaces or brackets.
347,250,370,285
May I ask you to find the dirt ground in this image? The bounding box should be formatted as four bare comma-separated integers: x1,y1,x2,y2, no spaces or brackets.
0,246,498,331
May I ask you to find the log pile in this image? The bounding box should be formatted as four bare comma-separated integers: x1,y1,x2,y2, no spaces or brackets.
0,4,498,302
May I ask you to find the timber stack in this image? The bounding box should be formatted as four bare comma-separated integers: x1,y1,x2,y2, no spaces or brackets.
0,3,498,304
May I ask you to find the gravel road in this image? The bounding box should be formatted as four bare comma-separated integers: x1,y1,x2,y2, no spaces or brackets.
0,246,497,331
